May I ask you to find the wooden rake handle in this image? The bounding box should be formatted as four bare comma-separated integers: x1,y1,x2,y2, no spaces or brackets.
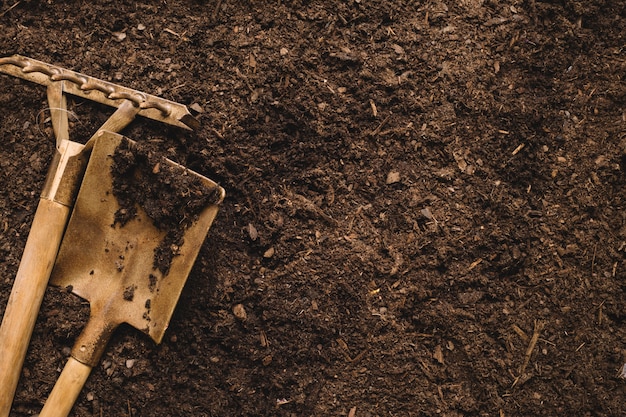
0,199,71,415
0,89,140,416
0,84,76,417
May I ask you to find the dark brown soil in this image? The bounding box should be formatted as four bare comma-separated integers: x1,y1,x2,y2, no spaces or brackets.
1,1,625,416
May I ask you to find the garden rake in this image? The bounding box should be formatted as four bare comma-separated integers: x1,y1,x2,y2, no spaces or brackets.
0,55,211,416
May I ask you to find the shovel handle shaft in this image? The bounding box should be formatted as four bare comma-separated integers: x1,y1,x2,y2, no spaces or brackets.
38,358,92,417
38,311,117,416
0,199,70,417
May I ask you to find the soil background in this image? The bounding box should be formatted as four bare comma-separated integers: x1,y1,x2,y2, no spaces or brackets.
1,1,625,416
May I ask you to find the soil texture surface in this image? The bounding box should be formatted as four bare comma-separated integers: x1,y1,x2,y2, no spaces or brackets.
0,1,625,416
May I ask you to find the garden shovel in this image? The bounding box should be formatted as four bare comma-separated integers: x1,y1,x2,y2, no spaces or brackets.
0,55,199,416
38,130,224,417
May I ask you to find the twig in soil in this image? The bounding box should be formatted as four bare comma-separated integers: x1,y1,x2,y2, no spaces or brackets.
437,385,446,406
511,143,525,155
591,242,598,276
163,28,181,37
512,320,545,388
212,0,223,21
35,107,80,138
284,188,337,226
369,99,378,117
468,258,483,271
511,324,529,343
0,1,20,17
597,300,606,325
369,115,390,137
349,348,368,364
209,127,224,140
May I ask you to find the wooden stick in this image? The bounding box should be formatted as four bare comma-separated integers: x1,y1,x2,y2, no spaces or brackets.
0,86,140,417
0,83,77,417
520,320,544,374
0,1,20,17
0,199,71,416
512,320,545,388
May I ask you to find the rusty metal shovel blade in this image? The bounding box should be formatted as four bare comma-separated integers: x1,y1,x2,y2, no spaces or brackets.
39,130,224,417
52,130,224,347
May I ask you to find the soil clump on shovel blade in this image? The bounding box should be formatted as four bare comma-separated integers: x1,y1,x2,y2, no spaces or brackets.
110,139,222,275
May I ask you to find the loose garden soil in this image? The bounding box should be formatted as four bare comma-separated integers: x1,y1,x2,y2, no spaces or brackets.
0,1,625,416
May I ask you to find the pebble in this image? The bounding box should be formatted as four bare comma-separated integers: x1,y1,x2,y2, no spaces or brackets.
233,303,247,320
386,171,401,184
263,247,275,258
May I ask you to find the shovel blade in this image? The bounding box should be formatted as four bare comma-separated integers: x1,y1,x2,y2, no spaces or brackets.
50,131,224,343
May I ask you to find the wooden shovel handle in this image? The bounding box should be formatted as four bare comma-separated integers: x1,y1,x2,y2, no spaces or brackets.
38,310,117,417
0,198,70,416
38,358,92,417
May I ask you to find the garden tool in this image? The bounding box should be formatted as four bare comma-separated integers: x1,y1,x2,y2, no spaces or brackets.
0,55,199,416
39,131,224,417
